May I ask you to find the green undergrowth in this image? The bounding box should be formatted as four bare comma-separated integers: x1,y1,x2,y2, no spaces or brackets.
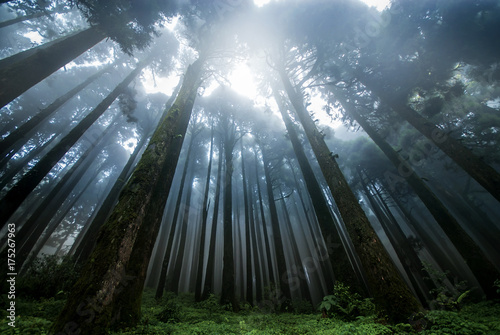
1,289,499,334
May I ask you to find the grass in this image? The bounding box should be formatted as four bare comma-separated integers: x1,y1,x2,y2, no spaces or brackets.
1,289,499,334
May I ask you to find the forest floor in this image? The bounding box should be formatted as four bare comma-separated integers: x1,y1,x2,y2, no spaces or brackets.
1,289,500,334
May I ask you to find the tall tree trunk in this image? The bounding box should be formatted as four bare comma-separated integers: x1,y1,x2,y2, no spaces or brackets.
0,58,150,229
203,137,223,299
155,130,198,299
240,139,253,304
195,124,214,301
168,160,196,294
279,186,313,303
335,88,500,299
0,64,112,166
220,127,238,311
359,75,500,203
253,148,275,285
49,57,205,334
0,26,105,108
259,143,292,309
72,131,149,266
274,86,358,293
12,115,120,270
277,64,420,321
248,177,263,303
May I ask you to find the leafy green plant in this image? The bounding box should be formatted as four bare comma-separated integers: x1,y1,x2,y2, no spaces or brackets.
422,261,471,311
318,282,376,320
494,279,500,294
157,300,181,323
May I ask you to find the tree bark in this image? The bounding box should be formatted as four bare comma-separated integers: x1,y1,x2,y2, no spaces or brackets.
0,26,105,108
277,64,420,321
49,57,204,334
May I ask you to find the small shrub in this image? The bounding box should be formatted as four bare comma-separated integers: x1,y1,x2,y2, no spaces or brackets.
422,261,471,311
291,298,313,314
494,279,500,294
157,300,181,323
318,282,376,321
17,254,80,300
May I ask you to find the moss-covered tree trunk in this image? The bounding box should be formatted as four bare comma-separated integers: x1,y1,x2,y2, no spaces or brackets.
0,58,150,229
49,57,205,335
277,64,420,322
0,26,105,108
337,90,500,299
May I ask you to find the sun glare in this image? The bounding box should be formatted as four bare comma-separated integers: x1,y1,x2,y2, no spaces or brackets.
228,63,259,99
360,0,391,11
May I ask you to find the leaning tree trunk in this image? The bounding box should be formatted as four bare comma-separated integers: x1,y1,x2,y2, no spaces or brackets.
274,86,359,293
335,88,500,299
0,7,73,29
0,26,105,108
277,63,420,322
49,57,205,334
0,57,150,229
72,131,150,266
0,64,112,166
359,74,500,204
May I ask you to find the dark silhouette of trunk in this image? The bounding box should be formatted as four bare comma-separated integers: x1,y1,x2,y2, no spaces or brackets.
195,124,214,301
277,63,419,321
274,86,358,293
0,26,105,108
220,121,238,311
0,132,58,191
356,167,431,306
0,57,150,229
335,88,500,299
253,148,275,285
11,115,120,271
72,132,150,266
155,129,199,299
240,139,253,304
359,74,500,204
259,142,292,309
50,57,204,334
168,160,195,294
0,7,73,29
248,174,263,302
0,64,112,166
278,186,313,303
23,160,106,271
202,137,223,299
